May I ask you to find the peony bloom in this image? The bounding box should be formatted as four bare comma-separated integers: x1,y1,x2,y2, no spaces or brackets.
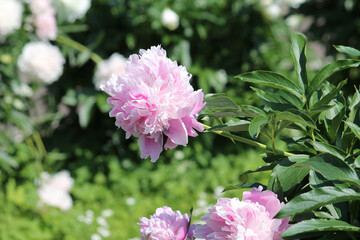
57,0,91,22
0,0,23,41
17,42,65,84
37,170,74,211
242,186,291,239
100,46,205,162
161,8,179,31
30,0,57,41
93,53,127,90
194,187,291,240
138,206,190,240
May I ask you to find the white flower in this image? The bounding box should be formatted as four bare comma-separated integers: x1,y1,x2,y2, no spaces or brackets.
101,209,114,218
57,0,91,22
93,53,127,90
264,3,282,19
161,8,179,31
37,170,74,211
90,234,102,240
0,0,23,41
17,42,65,84
125,197,136,206
97,227,110,238
96,216,108,227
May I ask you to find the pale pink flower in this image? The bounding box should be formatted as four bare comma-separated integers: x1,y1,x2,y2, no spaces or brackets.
101,46,205,162
138,206,190,240
37,170,74,211
29,0,57,41
194,188,291,240
34,11,57,41
93,53,127,90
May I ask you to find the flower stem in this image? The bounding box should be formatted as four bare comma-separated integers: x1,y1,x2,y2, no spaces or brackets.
55,35,103,64
201,123,294,157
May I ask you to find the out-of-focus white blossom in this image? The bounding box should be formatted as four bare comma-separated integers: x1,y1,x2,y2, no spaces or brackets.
286,14,304,30
57,0,91,22
93,53,127,90
17,42,65,84
161,8,179,31
125,197,136,206
0,0,23,41
91,234,102,240
213,185,224,199
30,0,57,41
96,216,108,227
101,209,114,218
37,170,74,211
97,227,110,238
264,3,282,19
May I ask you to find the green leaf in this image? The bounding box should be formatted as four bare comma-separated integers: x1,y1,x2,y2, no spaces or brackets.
252,87,302,110
295,154,360,188
276,187,360,218
312,141,346,160
281,219,360,238
310,79,347,110
334,45,360,57
239,162,277,177
208,119,250,132
345,122,360,140
248,115,269,139
78,96,96,128
0,151,18,170
236,70,304,100
290,32,308,93
223,182,267,192
275,111,316,129
307,59,360,97
204,95,238,110
268,156,309,193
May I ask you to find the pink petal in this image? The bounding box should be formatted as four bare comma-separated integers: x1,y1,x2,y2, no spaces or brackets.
164,119,188,146
138,135,163,162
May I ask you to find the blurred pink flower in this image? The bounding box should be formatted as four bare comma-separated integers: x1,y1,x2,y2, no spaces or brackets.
34,11,57,41
37,170,74,211
138,206,190,240
101,46,205,162
194,188,291,240
30,0,57,41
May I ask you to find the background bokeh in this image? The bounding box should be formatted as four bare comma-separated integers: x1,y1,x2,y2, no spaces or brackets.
1,0,360,239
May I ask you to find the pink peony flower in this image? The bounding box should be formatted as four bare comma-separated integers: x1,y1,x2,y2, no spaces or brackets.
100,46,205,162
194,188,291,240
242,186,291,239
138,206,190,240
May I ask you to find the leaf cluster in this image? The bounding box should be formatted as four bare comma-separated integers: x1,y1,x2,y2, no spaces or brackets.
202,33,360,239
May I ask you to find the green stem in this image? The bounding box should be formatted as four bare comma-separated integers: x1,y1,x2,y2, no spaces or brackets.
56,35,103,64
33,131,47,158
202,123,294,157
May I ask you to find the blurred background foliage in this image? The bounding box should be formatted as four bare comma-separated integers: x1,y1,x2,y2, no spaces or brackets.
1,0,360,239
